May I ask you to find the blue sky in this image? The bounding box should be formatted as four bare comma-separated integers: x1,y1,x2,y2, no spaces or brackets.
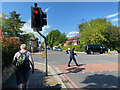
2,2,119,41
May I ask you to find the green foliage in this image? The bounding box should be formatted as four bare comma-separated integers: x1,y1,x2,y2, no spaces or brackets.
0,12,8,29
79,18,119,50
40,45,44,49
1,12,38,45
20,33,36,44
1,37,21,68
57,33,67,45
60,44,85,52
47,30,67,47
53,41,59,46
103,25,119,50
1,11,25,37
42,41,45,44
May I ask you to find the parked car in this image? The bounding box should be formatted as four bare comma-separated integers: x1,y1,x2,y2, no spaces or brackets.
57,48,62,51
85,45,108,54
53,46,58,51
117,49,120,53
47,48,50,50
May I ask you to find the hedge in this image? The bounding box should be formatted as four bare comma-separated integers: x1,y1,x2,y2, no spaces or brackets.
60,44,85,52
1,37,21,68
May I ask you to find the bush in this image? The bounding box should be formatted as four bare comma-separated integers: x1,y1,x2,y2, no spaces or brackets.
60,44,85,52
1,37,21,68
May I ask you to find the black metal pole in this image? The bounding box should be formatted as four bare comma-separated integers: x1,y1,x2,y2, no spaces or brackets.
44,38,48,76
37,30,48,76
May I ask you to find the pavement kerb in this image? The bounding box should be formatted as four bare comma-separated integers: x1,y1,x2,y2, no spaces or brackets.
64,50,119,55
31,52,42,55
34,62,67,88
31,51,119,55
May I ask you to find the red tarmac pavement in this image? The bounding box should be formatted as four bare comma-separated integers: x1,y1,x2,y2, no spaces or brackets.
56,63,120,88
56,63,120,73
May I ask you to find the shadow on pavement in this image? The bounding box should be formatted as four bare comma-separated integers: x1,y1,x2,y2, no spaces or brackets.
66,67,85,73
28,68,47,88
81,74,119,89
57,64,86,75
2,68,62,89
66,64,86,73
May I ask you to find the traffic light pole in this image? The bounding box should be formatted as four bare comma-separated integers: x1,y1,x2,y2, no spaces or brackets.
37,30,48,76
31,3,48,76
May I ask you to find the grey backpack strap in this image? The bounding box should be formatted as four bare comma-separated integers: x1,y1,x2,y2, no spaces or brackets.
24,51,28,56
19,51,22,55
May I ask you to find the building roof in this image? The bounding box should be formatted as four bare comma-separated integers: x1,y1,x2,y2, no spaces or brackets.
67,35,80,41
27,37,38,41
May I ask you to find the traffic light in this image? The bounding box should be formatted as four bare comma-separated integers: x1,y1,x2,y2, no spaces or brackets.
31,3,47,31
41,11,47,26
31,6,42,30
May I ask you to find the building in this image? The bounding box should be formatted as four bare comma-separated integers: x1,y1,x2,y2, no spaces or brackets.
27,37,39,52
64,35,80,46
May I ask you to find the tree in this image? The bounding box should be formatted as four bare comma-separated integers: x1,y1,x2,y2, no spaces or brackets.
1,11,25,37
57,32,67,45
47,30,60,47
20,33,36,44
79,18,119,50
47,30,67,47
53,41,59,46
103,25,119,50
0,12,8,30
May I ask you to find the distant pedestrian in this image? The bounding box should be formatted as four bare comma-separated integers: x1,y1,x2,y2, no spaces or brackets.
66,49,69,54
68,47,70,53
68,47,79,67
12,44,34,90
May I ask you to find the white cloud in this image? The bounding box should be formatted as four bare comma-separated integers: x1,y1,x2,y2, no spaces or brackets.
20,19,51,41
66,35,70,38
106,12,120,18
66,34,76,38
20,19,33,34
69,31,79,35
45,7,50,12
42,25,51,35
111,18,120,22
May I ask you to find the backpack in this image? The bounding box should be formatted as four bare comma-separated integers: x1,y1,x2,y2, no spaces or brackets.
16,51,30,69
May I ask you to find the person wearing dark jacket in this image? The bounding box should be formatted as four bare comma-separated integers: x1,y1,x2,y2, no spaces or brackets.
68,47,79,67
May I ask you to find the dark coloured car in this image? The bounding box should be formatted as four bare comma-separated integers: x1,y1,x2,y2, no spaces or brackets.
117,49,120,53
85,45,108,54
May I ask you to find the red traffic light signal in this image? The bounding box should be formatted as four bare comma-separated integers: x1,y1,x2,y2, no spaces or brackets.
31,4,47,31
34,10,39,14
31,6,42,30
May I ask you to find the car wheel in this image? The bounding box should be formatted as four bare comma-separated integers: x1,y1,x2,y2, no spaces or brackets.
105,51,108,54
87,50,91,54
89,49,92,54
87,52,89,54
100,52,103,54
